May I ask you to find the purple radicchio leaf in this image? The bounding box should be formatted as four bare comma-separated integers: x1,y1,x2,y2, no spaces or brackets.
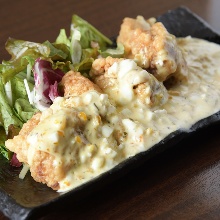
10,153,22,167
33,58,64,108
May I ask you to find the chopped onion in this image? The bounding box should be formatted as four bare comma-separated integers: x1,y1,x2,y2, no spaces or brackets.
4,81,13,106
26,63,32,81
24,79,33,104
19,163,30,179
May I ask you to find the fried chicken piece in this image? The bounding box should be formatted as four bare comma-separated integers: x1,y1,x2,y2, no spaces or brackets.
90,56,124,76
61,70,102,97
29,150,64,190
5,72,104,190
90,57,168,108
117,16,188,83
5,106,89,190
5,112,63,190
26,109,87,190
5,112,41,164
90,56,123,90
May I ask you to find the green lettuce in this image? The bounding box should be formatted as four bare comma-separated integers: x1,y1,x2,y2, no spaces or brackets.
73,48,99,72
101,43,125,58
71,14,113,50
11,74,33,103
55,29,71,46
0,75,38,129
0,127,10,160
43,40,70,61
14,98,38,122
0,78,23,132
70,29,82,65
0,38,50,83
55,14,116,73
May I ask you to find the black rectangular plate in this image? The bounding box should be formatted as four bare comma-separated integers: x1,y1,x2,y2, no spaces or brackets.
1,6,220,220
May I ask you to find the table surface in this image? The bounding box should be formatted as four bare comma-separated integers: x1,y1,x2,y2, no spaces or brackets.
1,0,220,219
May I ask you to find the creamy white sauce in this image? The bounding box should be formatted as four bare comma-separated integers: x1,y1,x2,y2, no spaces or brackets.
23,37,220,192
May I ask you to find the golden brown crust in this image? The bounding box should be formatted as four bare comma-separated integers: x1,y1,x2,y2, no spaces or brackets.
90,57,123,77
5,112,41,163
117,16,188,83
90,57,168,108
61,71,102,97
90,57,124,90
30,151,63,190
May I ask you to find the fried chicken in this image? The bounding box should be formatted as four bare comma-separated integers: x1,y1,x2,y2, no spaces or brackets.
61,70,102,97
90,57,168,108
117,16,188,83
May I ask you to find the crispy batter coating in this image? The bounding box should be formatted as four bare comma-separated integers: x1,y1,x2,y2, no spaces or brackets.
133,78,168,108
61,70,102,97
5,112,41,164
5,113,63,190
90,57,123,90
117,16,188,82
30,150,63,190
90,57,168,108
90,56,124,76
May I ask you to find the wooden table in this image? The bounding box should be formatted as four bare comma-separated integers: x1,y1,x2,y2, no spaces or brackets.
1,0,220,219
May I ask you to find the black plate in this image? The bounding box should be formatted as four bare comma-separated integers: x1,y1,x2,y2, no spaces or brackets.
1,6,220,220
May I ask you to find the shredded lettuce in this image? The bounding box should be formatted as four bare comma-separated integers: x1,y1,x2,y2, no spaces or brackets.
55,14,115,73
0,127,10,160
0,77,23,132
14,98,38,122
56,29,71,46
0,38,50,84
101,43,125,58
71,14,113,50
11,74,34,104
43,40,70,61
70,29,82,65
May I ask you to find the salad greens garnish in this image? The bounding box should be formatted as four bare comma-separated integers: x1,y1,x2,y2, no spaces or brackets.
0,77,24,131
101,43,125,58
0,127,9,160
0,38,50,84
71,14,113,50
43,40,69,61
0,14,124,161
